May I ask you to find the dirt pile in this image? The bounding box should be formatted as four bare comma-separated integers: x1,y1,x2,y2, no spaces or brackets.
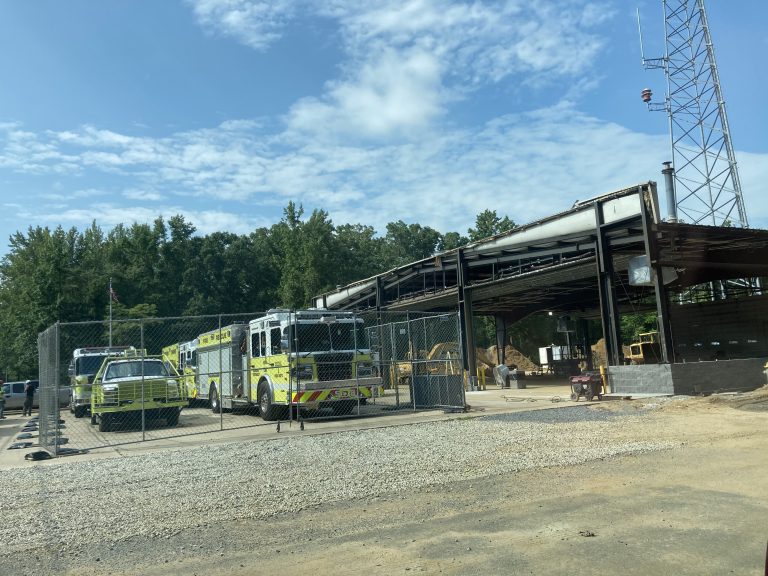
483,345,540,373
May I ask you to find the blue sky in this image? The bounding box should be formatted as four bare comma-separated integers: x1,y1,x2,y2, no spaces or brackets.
1,0,766,256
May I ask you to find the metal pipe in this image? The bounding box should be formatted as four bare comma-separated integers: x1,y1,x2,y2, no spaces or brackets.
662,161,677,222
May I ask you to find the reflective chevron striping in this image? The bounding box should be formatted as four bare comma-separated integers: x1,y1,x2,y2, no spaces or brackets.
291,386,382,403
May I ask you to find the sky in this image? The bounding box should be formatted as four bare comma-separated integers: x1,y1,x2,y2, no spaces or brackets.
0,0,766,257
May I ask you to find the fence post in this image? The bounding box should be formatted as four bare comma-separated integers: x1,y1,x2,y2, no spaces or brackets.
141,320,146,441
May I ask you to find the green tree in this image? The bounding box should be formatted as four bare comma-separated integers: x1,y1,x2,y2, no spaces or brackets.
155,215,197,317
334,224,386,284
620,312,658,345
382,221,442,268
271,202,306,308
0,225,83,377
468,209,515,241
438,231,469,251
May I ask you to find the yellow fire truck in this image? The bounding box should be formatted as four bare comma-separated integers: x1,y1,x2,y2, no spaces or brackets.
68,346,133,418
162,339,199,404
173,310,383,420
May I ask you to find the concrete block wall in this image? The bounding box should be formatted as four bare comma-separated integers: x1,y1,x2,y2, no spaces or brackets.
607,364,674,395
608,358,767,395
669,358,768,395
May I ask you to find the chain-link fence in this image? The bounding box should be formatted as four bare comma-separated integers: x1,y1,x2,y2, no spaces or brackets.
36,310,465,456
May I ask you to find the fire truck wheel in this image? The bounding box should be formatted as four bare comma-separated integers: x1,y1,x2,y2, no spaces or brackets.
98,414,111,433
259,385,278,421
90,413,97,425
210,385,221,414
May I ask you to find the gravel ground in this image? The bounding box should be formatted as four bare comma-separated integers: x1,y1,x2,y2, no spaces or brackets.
0,406,676,559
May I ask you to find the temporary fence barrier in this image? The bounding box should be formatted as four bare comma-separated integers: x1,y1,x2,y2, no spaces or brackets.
35,310,465,456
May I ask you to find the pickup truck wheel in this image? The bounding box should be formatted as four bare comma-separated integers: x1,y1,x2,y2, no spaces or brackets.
98,414,111,432
166,408,180,427
74,406,87,418
259,385,278,421
210,385,221,414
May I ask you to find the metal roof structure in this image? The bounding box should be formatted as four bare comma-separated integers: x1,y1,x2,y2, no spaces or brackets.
314,182,768,370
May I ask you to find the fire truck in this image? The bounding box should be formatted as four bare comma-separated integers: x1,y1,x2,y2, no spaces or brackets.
185,309,383,420
161,339,199,404
68,346,133,418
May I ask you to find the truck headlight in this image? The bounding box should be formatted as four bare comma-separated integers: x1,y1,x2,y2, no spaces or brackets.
166,380,180,399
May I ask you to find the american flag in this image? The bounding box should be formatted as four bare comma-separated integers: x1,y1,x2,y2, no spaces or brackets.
109,284,119,303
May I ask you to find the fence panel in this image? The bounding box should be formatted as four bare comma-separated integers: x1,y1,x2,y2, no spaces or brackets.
36,310,465,456
38,324,61,454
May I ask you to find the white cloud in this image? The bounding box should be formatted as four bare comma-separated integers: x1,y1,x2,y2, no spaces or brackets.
287,47,444,139
2,0,766,252
188,0,614,141
186,0,296,51
4,101,768,242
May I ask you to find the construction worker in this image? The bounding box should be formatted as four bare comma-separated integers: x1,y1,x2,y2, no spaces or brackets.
0,378,5,419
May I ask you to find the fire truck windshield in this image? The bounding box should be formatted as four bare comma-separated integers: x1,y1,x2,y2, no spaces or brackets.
76,355,109,376
289,322,367,353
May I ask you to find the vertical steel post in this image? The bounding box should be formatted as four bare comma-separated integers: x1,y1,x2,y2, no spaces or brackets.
594,203,623,366
456,248,477,387
141,320,146,441
640,183,675,363
494,315,507,366
218,315,223,431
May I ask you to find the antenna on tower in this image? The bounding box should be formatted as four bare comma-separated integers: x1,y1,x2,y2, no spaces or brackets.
638,0,748,228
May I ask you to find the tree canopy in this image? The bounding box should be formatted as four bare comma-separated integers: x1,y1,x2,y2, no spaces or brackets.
0,205,516,379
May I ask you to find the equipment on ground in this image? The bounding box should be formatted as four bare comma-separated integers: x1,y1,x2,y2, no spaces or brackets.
392,342,462,388
569,372,603,402
625,332,661,365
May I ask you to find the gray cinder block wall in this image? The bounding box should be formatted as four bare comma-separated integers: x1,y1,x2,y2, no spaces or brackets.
608,358,767,395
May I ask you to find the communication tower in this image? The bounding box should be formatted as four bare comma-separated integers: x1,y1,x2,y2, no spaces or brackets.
638,0,748,227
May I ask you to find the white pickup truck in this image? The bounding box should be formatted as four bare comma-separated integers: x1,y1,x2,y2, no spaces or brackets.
1,380,71,410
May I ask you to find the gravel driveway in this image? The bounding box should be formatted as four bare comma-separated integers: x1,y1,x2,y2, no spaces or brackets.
1,406,675,562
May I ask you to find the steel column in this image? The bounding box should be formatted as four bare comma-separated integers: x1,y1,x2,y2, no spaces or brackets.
495,315,507,366
640,184,674,363
595,203,623,366
457,249,477,378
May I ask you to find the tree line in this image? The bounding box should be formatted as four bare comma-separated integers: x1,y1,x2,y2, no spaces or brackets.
0,203,515,379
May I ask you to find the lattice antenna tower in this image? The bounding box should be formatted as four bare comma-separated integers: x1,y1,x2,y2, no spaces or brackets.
638,0,748,227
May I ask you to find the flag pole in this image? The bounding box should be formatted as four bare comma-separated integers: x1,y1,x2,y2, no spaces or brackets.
109,277,113,347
